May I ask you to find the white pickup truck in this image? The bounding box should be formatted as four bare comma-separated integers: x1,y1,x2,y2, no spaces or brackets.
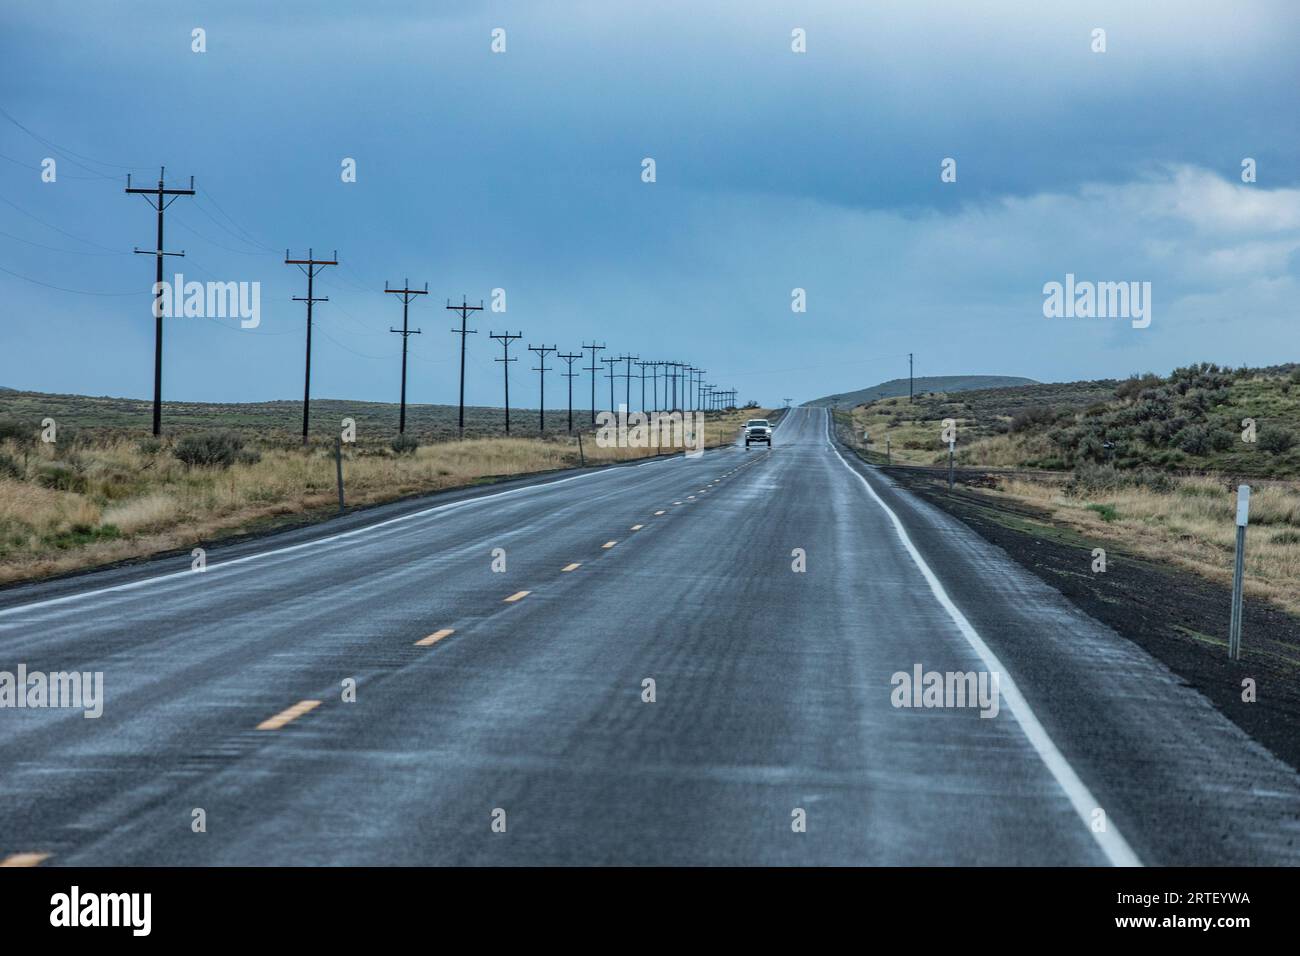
743,419,773,448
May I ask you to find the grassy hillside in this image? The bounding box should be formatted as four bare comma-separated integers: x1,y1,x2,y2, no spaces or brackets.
844,363,1300,478
805,375,1037,409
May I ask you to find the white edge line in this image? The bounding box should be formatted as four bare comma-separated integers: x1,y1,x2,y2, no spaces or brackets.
821,408,1142,868
0,453,691,618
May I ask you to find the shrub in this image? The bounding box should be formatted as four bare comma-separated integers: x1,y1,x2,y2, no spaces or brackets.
136,437,163,455
1009,406,1059,433
1068,463,1173,495
1115,373,1161,401
390,434,420,455
35,463,88,493
0,418,34,445
1176,425,1210,456
173,431,244,468
236,449,262,466
1257,427,1297,455
0,451,22,479
1086,503,1119,522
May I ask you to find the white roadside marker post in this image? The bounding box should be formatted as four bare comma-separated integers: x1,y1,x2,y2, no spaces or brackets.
1228,484,1250,660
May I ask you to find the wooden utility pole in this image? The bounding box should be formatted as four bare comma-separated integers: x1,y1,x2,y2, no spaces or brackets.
601,355,619,415
447,296,483,438
635,360,649,413
619,353,640,412
385,278,427,434
558,351,583,433
583,342,606,425
528,344,556,433
490,331,522,434
126,167,194,436
285,248,338,444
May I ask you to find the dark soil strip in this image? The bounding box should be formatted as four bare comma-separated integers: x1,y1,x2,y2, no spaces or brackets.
880,461,1300,773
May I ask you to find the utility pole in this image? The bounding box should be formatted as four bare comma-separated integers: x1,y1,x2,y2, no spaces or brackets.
285,247,339,444
692,369,705,411
783,397,792,408
447,296,483,438
649,362,661,412
635,360,649,412
528,344,556,433
909,352,914,403
385,278,427,434
490,331,522,434
601,355,619,415
620,353,639,413
558,351,583,433
583,342,606,425
126,167,194,437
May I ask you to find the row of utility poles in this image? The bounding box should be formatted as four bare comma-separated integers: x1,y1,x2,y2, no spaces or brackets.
126,167,737,441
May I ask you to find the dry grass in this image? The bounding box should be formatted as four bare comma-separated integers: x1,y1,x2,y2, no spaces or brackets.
990,474,1300,615
0,408,765,584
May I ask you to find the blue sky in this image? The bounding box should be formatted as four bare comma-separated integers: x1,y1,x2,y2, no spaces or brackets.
1,0,1297,408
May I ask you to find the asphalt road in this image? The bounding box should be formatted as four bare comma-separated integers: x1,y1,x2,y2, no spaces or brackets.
1,407,1298,865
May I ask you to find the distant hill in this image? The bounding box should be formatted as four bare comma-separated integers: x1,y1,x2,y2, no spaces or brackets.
805,375,1038,409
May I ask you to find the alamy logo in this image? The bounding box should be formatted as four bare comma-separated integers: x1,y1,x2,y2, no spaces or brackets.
50,886,151,936
0,664,103,718
890,664,1000,718
1042,273,1150,329
596,405,705,458
152,272,261,328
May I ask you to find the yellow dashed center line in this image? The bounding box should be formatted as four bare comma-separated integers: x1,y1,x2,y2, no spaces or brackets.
630,524,644,531
601,540,617,549
415,628,455,647
0,852,49,867
562,562,581,572
504,590,531,603
257,699,321,731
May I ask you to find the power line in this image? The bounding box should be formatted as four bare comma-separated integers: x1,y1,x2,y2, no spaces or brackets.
0,190,130,254
0,104,147,178
0,262,144,295
0,227,131,256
